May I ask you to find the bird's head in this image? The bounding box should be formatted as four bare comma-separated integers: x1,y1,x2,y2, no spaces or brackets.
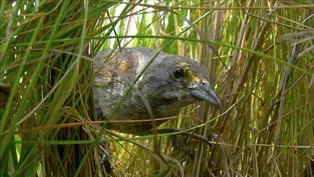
138,54,221,117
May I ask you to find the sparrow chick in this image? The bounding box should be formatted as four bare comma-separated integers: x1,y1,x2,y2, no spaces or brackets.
93,48,221,135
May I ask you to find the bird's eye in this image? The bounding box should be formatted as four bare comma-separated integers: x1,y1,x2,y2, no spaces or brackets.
173,67,184,79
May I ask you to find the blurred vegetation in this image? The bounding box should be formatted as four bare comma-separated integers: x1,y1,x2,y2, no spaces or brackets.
1,0,313,176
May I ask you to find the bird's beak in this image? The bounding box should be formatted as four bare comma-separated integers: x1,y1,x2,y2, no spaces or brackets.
189,82,221,107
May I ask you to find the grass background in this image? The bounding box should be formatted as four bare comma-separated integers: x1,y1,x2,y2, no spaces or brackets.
1,0,313,176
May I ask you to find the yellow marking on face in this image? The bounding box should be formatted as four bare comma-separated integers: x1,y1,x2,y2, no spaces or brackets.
179,62,201,83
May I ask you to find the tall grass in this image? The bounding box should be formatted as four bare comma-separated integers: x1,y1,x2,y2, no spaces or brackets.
1,0,313,176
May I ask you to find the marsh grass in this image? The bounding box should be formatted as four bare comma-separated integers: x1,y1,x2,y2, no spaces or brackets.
1,0,313,176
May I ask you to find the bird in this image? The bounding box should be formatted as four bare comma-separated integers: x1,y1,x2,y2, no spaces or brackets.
93,48,221,135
